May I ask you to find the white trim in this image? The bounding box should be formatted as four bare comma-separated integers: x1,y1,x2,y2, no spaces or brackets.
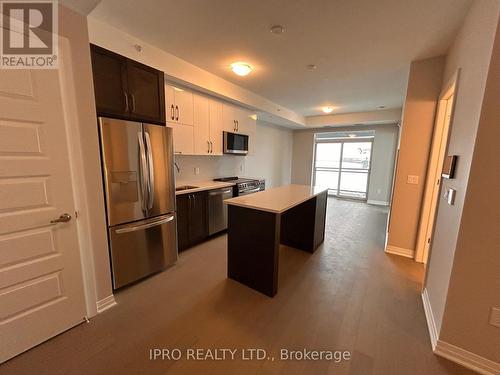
385,245,414,258
367,199,390,206
421,289,438,350
435,341,500,375
96,295,117,313
58,38,99,318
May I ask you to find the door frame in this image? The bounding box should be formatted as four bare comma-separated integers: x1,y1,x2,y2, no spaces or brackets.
312,137,374,200
415,70,460,264
57,37,99,317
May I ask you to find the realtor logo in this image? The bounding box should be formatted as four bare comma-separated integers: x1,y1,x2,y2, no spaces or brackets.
1,0,58,68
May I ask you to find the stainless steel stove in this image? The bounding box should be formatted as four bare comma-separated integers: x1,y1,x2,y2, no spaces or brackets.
213,177,265,196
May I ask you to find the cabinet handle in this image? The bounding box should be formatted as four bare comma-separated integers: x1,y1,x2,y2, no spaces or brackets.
124,91,129,112
207,140,210,153
210,141,213,153
236,120,238,131
131,94,136,113
233,120,236,131
175,105,179,121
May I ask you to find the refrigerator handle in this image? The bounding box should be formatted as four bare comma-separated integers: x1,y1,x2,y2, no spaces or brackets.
137,131,149,212
144,131,155,210
114,214,175,234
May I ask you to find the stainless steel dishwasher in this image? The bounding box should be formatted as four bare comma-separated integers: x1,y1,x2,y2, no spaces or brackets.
208,187,234,235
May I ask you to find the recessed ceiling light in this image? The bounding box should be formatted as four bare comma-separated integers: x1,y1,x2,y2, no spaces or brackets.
322,106,334,114
307,64,317,71
270,25,285,34
230,62,253,76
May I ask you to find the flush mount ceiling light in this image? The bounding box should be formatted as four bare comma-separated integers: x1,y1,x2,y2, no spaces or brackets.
322,106,334,114
230,62,253,76
270,25,285,34
306,64,317,71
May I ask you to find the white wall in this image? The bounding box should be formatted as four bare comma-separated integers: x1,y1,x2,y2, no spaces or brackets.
291,124,399,203
367,126,399,204
175,121,293,188
425,0,499,340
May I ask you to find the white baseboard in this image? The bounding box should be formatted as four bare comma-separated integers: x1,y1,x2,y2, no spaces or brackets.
435,340,500,375
367,199,389,206
96,295,117,313
385,245,414,258
421,289,438,350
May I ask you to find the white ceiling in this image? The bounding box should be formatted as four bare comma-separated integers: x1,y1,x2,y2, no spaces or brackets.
68,0,471,116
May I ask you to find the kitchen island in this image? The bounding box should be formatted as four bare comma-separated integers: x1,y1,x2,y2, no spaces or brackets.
225,184,328,297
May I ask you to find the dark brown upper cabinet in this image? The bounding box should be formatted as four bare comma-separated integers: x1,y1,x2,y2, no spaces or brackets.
90,44,166,125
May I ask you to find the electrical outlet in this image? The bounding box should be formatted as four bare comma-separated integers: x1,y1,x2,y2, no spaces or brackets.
194,167,199,175
489,307,500,328
407,175,419,184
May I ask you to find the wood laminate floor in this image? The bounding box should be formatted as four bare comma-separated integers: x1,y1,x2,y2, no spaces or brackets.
2,198,474,375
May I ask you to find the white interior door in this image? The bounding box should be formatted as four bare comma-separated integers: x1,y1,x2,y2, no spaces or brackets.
0,68,86,362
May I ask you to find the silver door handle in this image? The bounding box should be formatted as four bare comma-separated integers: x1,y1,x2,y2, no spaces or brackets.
115,215,174,234
209,189,233,196
137,132,148,211
144,131,155,209
131,94,136,113
123,91,129,112
50,213,72,224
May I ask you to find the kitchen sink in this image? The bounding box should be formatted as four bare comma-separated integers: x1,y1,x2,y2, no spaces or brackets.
175,185,198,191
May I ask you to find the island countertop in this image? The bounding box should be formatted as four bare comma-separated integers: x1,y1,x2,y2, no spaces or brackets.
224,184,328,214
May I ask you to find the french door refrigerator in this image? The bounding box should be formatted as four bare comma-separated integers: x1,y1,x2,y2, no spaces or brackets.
99,117,177,289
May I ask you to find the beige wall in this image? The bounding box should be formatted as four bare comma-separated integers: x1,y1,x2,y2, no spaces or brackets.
425,0,499,338
439,18,500,363
387,56,445,253
175,121,293,188
59,6,113,304
290,124,399,203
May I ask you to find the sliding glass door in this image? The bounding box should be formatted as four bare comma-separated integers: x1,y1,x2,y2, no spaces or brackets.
313,139,373,199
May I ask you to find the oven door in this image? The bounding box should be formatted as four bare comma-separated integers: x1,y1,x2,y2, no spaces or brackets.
223,131,248,155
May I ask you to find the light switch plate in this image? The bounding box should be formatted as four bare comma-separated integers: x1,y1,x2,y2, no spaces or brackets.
194,167,200,175
490,307,500,328
447,188,456,205
407,175,419,184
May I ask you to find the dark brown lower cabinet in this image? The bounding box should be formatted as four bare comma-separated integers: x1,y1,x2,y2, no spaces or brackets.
176,192,208,251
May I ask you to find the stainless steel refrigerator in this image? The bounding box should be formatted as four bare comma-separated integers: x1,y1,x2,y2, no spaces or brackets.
98,117,177,289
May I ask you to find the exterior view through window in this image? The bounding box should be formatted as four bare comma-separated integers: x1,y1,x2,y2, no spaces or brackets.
313,132,373,199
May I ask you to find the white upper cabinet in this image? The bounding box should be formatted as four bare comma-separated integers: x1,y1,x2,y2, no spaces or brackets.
166,83,256,156
222,103,256,135
165,84,194,125
209,99,223,155
193,94,210,154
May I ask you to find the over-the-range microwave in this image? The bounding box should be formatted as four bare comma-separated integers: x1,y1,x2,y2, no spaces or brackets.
223,131,248,155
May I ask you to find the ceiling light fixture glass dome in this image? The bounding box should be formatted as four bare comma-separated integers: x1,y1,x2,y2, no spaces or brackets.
230,62,253,76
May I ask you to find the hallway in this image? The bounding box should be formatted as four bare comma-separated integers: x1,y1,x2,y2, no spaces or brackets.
2,199,474,374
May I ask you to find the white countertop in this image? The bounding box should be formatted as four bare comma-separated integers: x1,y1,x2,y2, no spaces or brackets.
224,184,328,213
175,180,235,195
